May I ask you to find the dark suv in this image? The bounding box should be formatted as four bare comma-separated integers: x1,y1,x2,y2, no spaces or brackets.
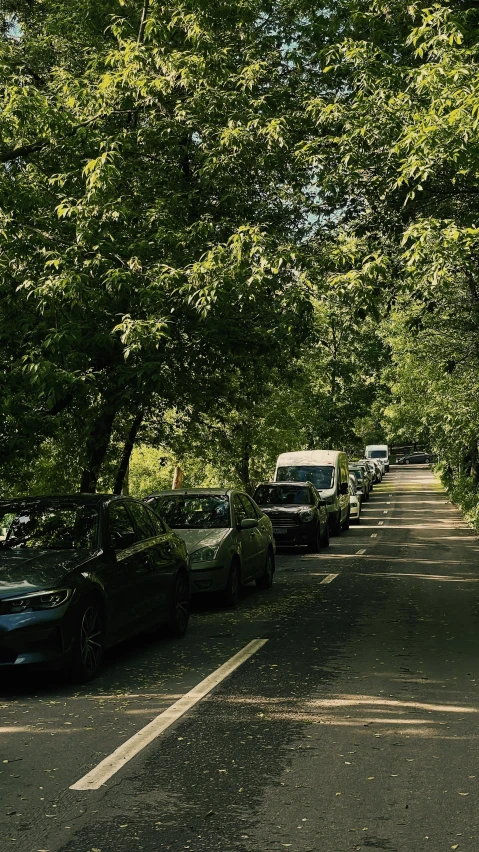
252,481,329,552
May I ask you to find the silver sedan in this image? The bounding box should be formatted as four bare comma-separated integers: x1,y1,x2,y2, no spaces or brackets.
144,489,275,607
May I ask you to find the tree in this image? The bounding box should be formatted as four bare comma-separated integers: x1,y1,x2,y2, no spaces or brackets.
0,0,321,493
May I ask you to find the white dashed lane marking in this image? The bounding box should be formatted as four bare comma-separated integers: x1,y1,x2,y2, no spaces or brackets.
320,573,340,585
70,639,268,791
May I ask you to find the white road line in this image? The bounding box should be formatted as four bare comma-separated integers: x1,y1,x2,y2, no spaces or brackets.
356,549,366,555
320,573,339,584
378,521,384,525
371,533,377,538
383,510,388,514
70,638,268,791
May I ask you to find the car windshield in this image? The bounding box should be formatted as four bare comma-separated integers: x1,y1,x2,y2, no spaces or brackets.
276,465,335,490
153,495,231,529
0,503,99,550
369,450,388,459
253,485,313,506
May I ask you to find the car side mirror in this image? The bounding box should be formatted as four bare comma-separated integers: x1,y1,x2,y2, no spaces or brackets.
340,482,349,495
240,518,259,530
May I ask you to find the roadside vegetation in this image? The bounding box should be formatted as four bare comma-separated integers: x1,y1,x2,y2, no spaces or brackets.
1,1,479,519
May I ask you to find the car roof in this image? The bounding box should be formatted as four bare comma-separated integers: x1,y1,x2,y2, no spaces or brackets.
0,494,115,505
276,450,344,465
254,481,314,487
146,489,230,498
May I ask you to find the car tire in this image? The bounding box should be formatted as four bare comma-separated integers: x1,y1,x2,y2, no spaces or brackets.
331,511,342,536
256,548,274,590
352,515,360,525
405,459,410,465
320,521,330,548
342,509,350,531
68,597,105,683
224,558,241,607
307,525,321,553
167,570,190,637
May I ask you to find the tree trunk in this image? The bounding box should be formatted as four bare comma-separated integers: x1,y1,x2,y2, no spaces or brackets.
467,436,479,486
79,408,117,493
237,441,252,493
113,409,144,495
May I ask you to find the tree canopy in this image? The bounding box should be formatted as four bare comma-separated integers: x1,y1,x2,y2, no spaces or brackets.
2,1,479,509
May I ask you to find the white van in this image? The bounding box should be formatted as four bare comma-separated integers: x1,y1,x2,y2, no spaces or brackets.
274,450,350,535
365,444,390,472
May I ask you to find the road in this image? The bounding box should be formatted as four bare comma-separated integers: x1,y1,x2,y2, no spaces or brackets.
1,466,479,852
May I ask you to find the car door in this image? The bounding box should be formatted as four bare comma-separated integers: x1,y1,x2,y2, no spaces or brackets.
128,501,180,623
232,494,257,581
105,500,150,639
241,493,269,577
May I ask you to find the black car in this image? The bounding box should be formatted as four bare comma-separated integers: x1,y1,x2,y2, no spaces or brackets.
397,452,433,465
252,481,330,552
0,495,190,681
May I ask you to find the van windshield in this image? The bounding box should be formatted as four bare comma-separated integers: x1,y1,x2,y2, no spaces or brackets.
369,450,388,459
276,466,335,490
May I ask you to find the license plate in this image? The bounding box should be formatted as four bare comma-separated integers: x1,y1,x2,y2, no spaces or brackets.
273,527,289,535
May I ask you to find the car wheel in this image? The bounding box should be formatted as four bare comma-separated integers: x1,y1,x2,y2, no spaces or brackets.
342,509,350,531
167,570,190,637
69,597,105,682
405,459,410,465
223,558,241,607
320,521,330,548
331,511,342,536
256,549,274,590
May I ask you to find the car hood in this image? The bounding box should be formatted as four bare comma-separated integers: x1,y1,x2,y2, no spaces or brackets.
172,528,230,554
0,549,89,597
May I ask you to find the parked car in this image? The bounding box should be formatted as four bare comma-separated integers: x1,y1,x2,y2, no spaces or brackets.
252,481,330,552
365,444,390,472
372,459,383,481
349,466,367,502
145,489,275,607
348,475,361,524
361,459,379,484
350,463,371,499
396,451,433,465
0,495,190,681
274,450,350,535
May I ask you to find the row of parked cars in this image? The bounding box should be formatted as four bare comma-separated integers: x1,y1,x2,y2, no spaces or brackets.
0,446,390,681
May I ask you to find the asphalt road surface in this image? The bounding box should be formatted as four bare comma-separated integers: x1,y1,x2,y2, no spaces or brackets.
1,466,479,852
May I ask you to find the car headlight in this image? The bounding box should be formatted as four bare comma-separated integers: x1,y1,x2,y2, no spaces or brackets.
190,546,220,564
299,509,315,522
1,588,73,614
